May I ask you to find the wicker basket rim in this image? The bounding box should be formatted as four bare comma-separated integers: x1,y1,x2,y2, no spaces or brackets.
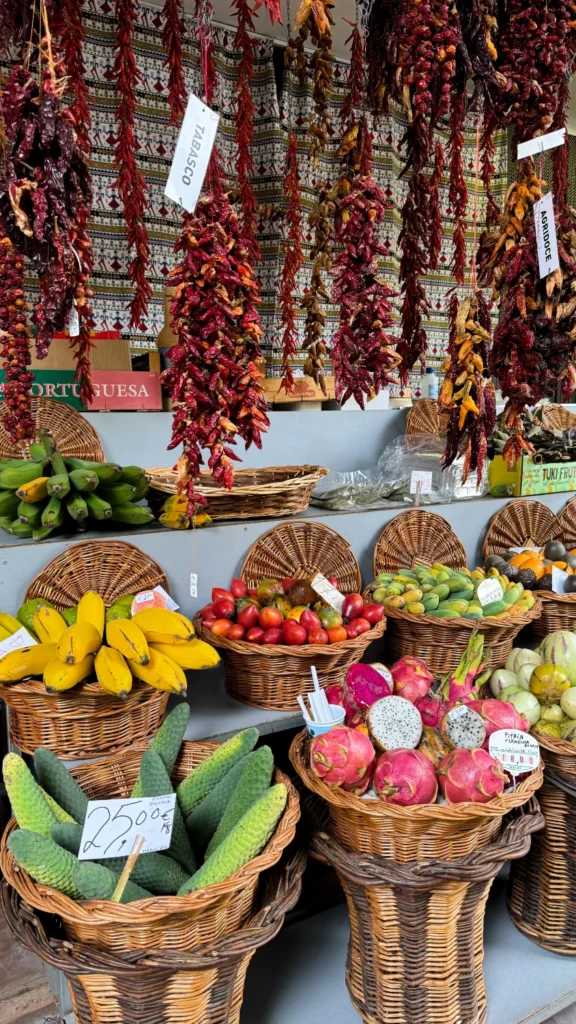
0,743,300,924
374,598,542,631
290,728,543,821
372,509,467,576
481,498,561,559
24,539,169,604
194,614,385,655
239,520,362,593
145,465,328,495
538,590,576,603
534,731,576,758
0,676,154,708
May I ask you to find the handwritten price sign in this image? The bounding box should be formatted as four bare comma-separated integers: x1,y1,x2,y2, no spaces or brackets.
0,627,36,660
489,729,540,777
78,794,176,860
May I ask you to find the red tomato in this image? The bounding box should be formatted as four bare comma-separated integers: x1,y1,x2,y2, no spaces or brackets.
230,578,247,599
342,593,364,621
227,623,246,641
327,626,348,644
345,623,360,639
307,627,329,645
247,587,259,600
282,577,296,594
203,616,216,629
352,617,371,635
300,608,321,631
246,626,265,644
212,598,235,620
237,604,261,630
211,618,233,637
327,577,339,590
363,604,385,624
260,606,283,630
200,603,214,620
263,627,284,645
212,588,234,604
284,623,307,646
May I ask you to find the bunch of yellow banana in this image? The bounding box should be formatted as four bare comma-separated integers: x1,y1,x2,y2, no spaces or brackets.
158,493,212,531
0,596,219,698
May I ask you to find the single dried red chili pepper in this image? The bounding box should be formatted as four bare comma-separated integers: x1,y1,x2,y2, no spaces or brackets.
0,236,35,441
162,0,186,127
113,0,152,330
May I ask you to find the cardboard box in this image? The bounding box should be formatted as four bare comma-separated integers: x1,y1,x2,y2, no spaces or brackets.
489,454,576,495
0,371,162,411
29,332,131,372
261,375,336,404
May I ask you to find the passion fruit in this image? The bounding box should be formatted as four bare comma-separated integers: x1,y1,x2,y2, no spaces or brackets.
500,563,519,581
544,539,567,561
536,573,553,591
564,575,576,594
517,568,538,589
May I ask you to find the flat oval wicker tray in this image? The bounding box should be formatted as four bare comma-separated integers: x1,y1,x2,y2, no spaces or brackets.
0,741,300,955
1,541,171,757
0,397,104,461
373,509,466,576
290,728,543,863
145,465,327,521
199,521,383,711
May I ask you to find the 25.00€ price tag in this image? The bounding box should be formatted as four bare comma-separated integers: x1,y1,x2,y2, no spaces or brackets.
78,794,176,860
488,729,541,777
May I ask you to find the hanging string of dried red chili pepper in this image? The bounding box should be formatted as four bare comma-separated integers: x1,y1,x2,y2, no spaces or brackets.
279,132,303,393
0,237,35,441
428,142,445,272
233,0,260,257
49,0,91,154
162,0,186,127
448,91,468,285
113,0,152,330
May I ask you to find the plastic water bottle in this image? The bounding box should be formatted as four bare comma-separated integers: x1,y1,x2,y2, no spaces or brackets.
425,367,438,400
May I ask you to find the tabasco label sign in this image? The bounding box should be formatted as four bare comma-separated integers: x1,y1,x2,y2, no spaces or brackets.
0,371,162,411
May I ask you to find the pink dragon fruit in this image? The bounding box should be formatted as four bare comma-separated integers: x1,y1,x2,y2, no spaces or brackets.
342,760,375,796
374,748,438,806
310,726,376,788
390,656,434,703
437,748,508,804
344,663,393,714
473,699,529,748
414,693,446,727
325,683,357,724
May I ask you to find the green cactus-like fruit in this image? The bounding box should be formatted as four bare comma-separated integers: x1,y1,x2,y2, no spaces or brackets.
72,861,152,903
186,755,251,855
206,746,274,857
177,728,259,818
2,754,58,838
8,830,83,898
34,747,88,824
132,702,190,798
139,750,195,874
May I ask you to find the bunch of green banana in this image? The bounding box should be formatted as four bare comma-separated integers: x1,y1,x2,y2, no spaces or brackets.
0,432,153,541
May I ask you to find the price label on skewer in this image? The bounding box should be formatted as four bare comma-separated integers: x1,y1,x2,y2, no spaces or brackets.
489,729,540,777
78,794,175,860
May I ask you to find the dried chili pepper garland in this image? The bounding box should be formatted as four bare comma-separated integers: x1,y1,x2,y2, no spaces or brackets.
233,0,260,257
0,237,35,441
49,0,91,154
279,132,303,392
162,0,186,127
113,0,152,330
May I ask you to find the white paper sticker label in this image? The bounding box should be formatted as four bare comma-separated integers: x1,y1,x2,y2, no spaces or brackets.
517,128,566,160
477,578,504,607
154,585,179,611
448,704,471,721
311,573,345,614
0,626,36,660
508,546,540,554
534,193,560,279
190,573,198,598
78,794,176,860
552,565,569,595
165,93,220,213
410,470,433,495
489,729,541,777
68,302,80,338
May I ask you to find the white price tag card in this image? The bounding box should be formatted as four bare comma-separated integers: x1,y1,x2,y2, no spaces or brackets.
190,573,198,598
552,565,569,595
517,128,566,160
476,578,504,607
410,470,433,495
311,573,345,615
489,729,541,777
165,93,220,213
534,193,560,279
68,302,80,338
78,794,176,860
0,626,36,660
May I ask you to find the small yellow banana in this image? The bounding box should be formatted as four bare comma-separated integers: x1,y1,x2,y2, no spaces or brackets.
56,623,101,665
131,608,195,644
44,654,95,692
16,477,50,502
77,591,106,638
33,605,68,644
106,618,150,665
94,646,133,698
0,625,11,642
128,649,187,694
0,612,22,635
150,638,220,670
0,644,57,682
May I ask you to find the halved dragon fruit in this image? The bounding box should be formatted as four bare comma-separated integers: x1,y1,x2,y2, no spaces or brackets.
368,696,423,751
344,663,393,714
440,705,486,750
325,683,357,723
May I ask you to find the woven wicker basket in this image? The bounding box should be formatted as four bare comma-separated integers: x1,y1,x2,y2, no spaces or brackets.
482,499,568,641
0,397,104,461
370,510,541,674
0,741,300,955
508,734,576,954
145,465,328,521
540,403,576,432
0,541,171,758
405,399,449,437
2,850,305,1024
197,521,385,711
309,807,543,1024
290,728,543,862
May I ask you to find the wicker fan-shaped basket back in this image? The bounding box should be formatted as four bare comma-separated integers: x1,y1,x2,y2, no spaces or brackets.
540,404,576,433
373,510,466,575
0,398,104,461
405,399,449,437
557,497,576,550
241,522,361,594
481,499,560,559
25,541,169,610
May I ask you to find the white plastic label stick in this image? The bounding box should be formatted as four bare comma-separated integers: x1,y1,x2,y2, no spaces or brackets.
551,565,569,595
311,573,345,614
517,128,566,160
165,93,220,213
534,193,560,279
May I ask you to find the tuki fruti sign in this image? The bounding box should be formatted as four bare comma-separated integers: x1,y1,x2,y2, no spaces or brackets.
0,371,162,411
